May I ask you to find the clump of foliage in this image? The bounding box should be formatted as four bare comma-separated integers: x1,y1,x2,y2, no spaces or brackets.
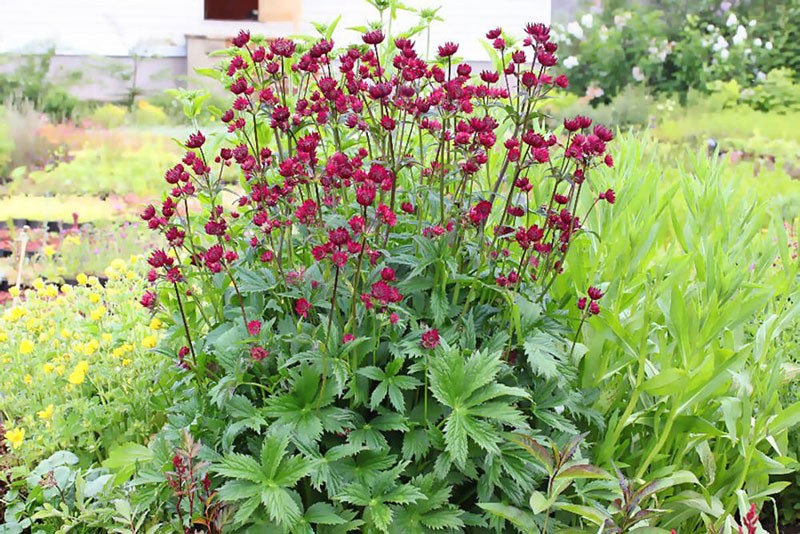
131,13,618,533
0,260,175,468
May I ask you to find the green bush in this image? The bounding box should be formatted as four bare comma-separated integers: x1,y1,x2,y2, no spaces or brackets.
553,135,800,530
88,104,128,129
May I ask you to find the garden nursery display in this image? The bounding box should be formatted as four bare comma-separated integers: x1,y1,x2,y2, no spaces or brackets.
2,1,800,532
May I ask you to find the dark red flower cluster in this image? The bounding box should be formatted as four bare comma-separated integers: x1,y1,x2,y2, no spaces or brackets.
140,20,615,369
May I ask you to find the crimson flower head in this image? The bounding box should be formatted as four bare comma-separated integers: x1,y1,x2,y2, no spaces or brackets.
421,328,441,350
140,291,156,309
577,297,587,310
141,204,156,221
599,188,616,204
554,74,569,88
251,346,269,361
270,37,296,57
480,70,500,84
232,30,250,48
186,131,205,148
295,298,312,318
468,200,492,226
356,184,376,207
438,42,459,57
362,30,385,45
247,320,261,336
587,286,604,300
525,22,550,43
343,334,355,343
589,301,601,315
486,28,502,40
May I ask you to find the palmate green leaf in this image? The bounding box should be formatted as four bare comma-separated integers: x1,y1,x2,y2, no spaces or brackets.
402,428,431,461
301,502,347,525
261,486,303,527
523,332,562,381
297,442,364,494
264,365,352,445
213,429,314,528
217,479,262,501
391,474,464,533
338,461,426,532
430,349,528,466
214,453,265,483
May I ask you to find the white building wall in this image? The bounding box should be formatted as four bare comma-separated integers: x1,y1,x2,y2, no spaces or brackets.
0,0,551,100
0,0,551,60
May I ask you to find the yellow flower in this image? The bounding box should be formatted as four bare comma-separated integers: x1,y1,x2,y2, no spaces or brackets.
126,271,136,280
88,276,100,287
101,333,113,343
142,335,157,349
55,365,65,376
122,358,132,366
111,258,127,271
24,374,32,385
129,254,139,265
5,427,24,449
0,331,7,342
83,340,99,356
9,286,20,298
32,278,44,291
149,318,162,330
76,273,88,285
76,360,89,374
60,284,72,294
90,306,107,321
89,293,101,304
61,329,72,339
43,245,56,258
20,339,35,355
37,404,54,420
68,368,86,385
44,285,58,298
43,362,55,373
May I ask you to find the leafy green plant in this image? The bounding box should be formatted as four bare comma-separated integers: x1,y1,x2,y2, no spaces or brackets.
553,135,800,531
126,7,619,532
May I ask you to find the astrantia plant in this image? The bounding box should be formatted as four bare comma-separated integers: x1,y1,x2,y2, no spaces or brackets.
140,9,616,532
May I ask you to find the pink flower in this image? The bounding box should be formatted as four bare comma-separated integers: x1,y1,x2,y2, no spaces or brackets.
577,297,587,310
140,291,156,309
232,30,250,48
587,286,604,300
186,131,205,148
599,189,616,204
295,298,312,318
343,333,355,343
247,320,261,336
362,30,385,45
437,42,459,57
421,328,440,350
251,346,269,361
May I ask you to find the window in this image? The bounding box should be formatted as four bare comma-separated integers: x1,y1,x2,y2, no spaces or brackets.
204,0,258,21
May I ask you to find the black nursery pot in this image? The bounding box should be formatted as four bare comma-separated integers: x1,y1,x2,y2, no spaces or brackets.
46,221,61,233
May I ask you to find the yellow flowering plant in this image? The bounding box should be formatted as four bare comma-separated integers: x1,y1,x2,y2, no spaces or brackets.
0,257,176,468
